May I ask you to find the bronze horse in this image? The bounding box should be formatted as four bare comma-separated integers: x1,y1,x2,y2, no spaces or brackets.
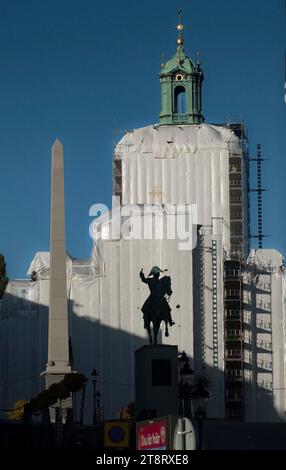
140,267,175,345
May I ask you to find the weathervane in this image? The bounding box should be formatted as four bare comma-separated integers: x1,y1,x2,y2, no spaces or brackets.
176,8,185,47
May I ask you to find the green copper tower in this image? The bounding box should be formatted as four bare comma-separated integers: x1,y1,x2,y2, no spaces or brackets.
159,10,204,126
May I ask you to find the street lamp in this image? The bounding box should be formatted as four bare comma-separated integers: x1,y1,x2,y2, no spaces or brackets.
91,369,98,425
178,351,194,418
191,379,210,450
178,350,188,364
96,391,101,423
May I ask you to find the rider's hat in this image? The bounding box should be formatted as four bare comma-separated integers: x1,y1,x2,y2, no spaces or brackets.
148,266,164,276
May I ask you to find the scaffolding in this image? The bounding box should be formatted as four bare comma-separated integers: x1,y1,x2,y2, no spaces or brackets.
227,120,250,261
224,259,244,420
243,263,274,414
224,120,250,419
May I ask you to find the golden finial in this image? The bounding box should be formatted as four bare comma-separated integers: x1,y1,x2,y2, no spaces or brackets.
176,8,184,47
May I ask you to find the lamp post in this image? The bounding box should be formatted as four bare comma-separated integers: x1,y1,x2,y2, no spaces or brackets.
191,380,210,450
178,351,194,418
91,369,98,425
96,390,101,423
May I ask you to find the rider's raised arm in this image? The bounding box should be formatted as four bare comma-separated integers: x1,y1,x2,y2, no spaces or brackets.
139,269,149,284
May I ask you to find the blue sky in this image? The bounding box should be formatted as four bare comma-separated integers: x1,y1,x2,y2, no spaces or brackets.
0,0,285,278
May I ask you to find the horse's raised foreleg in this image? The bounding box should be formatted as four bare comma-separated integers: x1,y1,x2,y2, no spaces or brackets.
165,321,169,337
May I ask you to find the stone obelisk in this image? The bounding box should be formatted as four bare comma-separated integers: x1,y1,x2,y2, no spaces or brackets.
44,139,71,391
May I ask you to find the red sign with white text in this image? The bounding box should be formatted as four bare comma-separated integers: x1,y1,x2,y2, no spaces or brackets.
137,420,168,450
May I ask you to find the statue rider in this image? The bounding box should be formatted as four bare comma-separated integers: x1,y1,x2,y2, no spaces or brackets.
139,266,175,336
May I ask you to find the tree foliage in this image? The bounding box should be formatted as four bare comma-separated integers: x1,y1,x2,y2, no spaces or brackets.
7,400,28,421
0,253,8,299
29,372,86,411
117,401,135,420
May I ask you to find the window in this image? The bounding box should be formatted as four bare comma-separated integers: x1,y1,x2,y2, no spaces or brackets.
174,86,186,114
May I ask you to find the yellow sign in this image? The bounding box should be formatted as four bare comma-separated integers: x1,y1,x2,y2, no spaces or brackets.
104,420,130,448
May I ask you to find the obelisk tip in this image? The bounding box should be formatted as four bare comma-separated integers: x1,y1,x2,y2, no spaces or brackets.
52,138,63,157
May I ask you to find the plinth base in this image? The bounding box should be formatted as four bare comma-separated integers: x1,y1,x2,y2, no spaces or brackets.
135,345,178,419
41,367,74,423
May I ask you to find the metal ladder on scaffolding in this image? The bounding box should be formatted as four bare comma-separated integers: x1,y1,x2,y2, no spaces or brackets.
200,232,206,369
212,239,219,367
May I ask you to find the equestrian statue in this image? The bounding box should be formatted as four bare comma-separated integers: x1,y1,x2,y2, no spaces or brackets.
139,266,175,345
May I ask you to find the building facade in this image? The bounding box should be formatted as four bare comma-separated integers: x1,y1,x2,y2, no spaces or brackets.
0,19,285,423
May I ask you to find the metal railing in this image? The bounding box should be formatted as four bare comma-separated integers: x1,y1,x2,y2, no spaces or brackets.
229,166,242,174
226,350,242,359
226,330,242,340
226,391,243,400
226,369,243,378
225,311,241,320
173,113,188,122
230,180,242,187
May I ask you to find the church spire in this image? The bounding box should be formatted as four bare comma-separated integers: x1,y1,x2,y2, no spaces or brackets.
159,10,204,126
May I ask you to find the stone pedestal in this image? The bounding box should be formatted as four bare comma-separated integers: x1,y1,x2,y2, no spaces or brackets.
135,345,178,419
